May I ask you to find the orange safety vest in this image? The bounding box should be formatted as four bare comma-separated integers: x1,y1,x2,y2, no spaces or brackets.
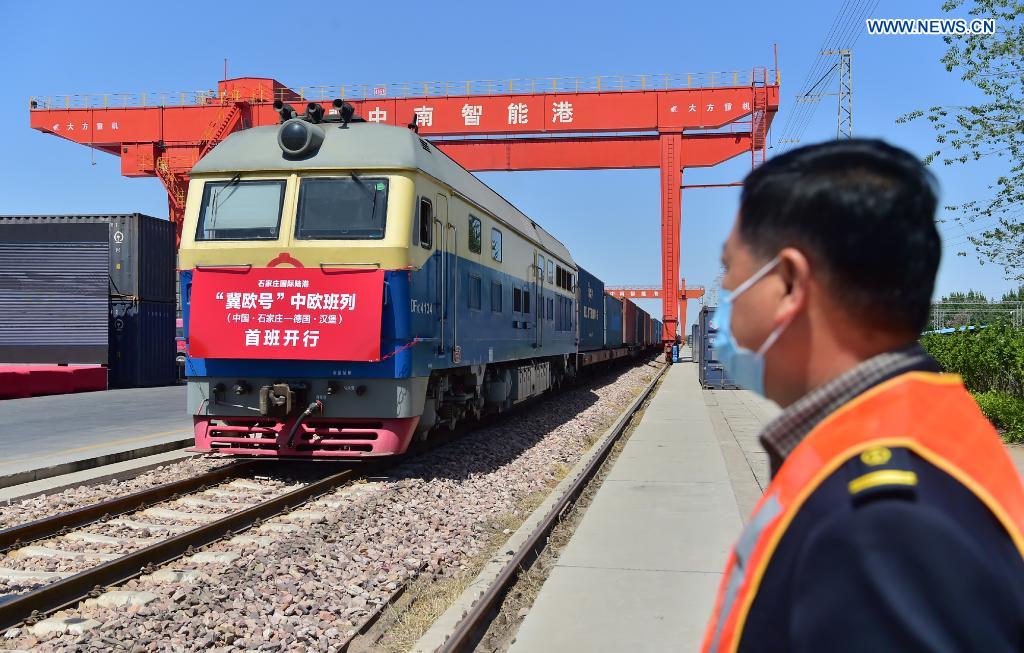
700,371,1024,653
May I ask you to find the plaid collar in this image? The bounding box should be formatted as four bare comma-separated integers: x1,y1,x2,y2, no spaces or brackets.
759,344,941,477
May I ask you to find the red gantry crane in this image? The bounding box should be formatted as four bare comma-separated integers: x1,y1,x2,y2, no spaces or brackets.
28,66,780,357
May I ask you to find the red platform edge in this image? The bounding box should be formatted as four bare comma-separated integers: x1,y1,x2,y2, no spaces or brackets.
0,365,108,399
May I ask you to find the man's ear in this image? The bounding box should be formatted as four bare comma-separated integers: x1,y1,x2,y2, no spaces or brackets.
775,247,810,328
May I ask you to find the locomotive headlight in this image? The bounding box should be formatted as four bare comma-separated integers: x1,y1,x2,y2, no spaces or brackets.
278,118,325,158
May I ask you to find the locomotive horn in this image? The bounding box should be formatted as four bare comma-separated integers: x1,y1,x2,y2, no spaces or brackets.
305,102,325,124
274,99,298,123
333,99,356,127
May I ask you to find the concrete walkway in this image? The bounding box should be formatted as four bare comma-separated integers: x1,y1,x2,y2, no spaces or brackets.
0,386,191,488
511,360,1024,653
510,362,746,652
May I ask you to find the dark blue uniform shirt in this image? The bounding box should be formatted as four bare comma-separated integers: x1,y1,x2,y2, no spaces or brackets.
739,346,1024,652
738,448,1024,652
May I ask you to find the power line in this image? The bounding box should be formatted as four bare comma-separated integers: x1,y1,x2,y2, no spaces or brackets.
776,0,878,151
777,0,857,142
786,0,871,141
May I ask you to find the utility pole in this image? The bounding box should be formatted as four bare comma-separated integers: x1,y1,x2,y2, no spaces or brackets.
782,49,853,146
822,49,853,138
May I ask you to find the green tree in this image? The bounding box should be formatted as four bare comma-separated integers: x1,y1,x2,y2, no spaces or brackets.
1001,285,1024,302
931,289,992,328
898,0,1024,279
940,290,991,303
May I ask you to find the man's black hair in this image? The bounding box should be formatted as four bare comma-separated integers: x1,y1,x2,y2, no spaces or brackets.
739,138,941,334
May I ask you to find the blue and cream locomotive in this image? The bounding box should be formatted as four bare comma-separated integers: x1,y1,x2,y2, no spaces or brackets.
179,101,592,458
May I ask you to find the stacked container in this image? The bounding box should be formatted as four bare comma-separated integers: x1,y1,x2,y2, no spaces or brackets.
697,305,737,389
109,301,176,387
576,267,605,352
0,214,177,388
604,294,623,347
0,221,109,364
622,298,639,346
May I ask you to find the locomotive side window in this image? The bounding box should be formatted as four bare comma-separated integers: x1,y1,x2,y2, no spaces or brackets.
468,274,482,310
523,290,531,315
295,177,388,240
491,227,502,262
468,216,482,254
491,281,502,313
196,179,286,241
419,198,433,249
553,264,576,292
513,287,522,313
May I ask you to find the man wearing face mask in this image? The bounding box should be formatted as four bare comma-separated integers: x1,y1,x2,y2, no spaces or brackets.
699,139,1024,653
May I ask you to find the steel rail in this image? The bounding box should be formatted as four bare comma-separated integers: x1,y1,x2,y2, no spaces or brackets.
0,461,256,553
0,467,355,630
437,362,668,653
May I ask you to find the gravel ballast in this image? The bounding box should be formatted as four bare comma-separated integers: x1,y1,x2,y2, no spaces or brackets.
3,360,661,652
0,458,235,530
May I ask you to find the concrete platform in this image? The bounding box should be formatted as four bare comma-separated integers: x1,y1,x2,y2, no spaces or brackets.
511,360,1024,652
0,385,191,490
511,361,764,653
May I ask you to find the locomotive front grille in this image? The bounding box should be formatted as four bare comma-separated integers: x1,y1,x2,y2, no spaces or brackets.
193,415,419,458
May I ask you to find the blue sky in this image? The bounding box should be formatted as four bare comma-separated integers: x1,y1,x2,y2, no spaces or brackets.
0,0,1016,330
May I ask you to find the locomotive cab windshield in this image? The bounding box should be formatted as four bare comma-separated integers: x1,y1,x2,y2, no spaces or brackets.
194,175,390,243
294,176,388,240
196,178,285,241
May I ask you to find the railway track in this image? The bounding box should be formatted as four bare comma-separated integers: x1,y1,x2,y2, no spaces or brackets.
417,360,667,653
2,360,663,650
0,462,357,630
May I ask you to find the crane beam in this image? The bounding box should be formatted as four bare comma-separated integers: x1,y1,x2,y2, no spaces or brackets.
28,72,780,355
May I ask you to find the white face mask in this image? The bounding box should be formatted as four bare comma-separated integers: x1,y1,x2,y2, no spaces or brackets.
711,256,790,396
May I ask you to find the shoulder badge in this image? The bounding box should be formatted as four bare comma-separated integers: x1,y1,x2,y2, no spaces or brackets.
846,446,918,504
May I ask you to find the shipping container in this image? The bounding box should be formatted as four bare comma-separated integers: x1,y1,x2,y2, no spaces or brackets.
622,298,638,346
0,214,176,302
635,307,649,347
576,267,605,352
604,294,623,347
109,300,177,388
0,222,110,364
698,305,737,389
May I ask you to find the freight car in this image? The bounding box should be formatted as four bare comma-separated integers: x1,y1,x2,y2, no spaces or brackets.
179,103,660,459
575,290,662,367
